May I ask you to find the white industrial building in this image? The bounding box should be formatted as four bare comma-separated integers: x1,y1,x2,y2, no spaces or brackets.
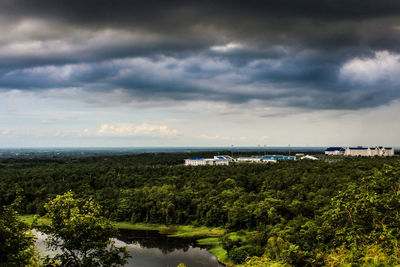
237,157,277,163
345,146,395,157
325,147,345,156
184,155,233,166
300,155,319,160
184,158,211,166
237,157,262,163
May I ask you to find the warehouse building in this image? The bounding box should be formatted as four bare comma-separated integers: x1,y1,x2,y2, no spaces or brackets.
184,155,232,166
237,157,276,163
254,155,295,160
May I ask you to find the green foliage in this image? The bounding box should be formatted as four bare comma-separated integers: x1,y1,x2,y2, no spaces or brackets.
0,195,37,266
318,164,400,266
1,154,400,265
324,244,400,266
244,254,290,267
230,246,250,264
43,192,129,266
326,164,400,245
266,237,289,261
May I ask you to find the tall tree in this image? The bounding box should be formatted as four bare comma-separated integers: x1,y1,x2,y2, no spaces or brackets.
0,195,36,266
44,192,129,266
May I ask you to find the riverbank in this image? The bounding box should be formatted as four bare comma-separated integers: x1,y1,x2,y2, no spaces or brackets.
115,222,225,237
19,215,235,266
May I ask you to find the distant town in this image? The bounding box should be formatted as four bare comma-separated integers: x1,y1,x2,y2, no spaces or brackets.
184,146,396,166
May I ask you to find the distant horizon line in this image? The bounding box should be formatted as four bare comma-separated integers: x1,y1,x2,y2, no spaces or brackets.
0,145,398,149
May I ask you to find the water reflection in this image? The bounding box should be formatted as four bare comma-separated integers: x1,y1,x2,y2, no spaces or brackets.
34,229,223,267
118,229,223,267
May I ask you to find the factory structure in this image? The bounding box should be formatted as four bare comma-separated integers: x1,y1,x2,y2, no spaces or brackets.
184,155,234,166
325,146,395,157
239,155,296,161
184,154,301,166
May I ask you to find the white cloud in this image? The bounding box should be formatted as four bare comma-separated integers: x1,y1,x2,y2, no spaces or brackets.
97,123,180,137
210,42,243,52
340,51,400,85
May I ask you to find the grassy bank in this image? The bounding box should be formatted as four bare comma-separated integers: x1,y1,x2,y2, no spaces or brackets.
197,237,233,265
114,221,225,238
197,230,258,267
113,221,168,231
19,215,225,238
18,214,51,226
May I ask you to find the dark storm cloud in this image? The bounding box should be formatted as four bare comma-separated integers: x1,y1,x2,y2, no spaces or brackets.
1,0,400,110
3,1,400,54
4,0,400,24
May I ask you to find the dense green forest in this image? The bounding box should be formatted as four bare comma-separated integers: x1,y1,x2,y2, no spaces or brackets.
1,153,400,266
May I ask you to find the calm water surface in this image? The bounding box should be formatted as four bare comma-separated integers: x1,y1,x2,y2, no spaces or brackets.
35,229,223,267
117,229,223,267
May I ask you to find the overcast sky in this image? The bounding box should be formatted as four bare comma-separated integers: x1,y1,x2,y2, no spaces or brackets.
0,0,399,147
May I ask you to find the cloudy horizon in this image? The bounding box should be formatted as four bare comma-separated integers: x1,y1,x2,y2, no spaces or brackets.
1,0,400,147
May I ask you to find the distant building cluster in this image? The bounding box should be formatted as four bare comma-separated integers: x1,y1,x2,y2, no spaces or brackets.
238,155,295,162
184,154,317,166
184,145,395,167
236,157,275,163
325,146,395,157
184,155,234,166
